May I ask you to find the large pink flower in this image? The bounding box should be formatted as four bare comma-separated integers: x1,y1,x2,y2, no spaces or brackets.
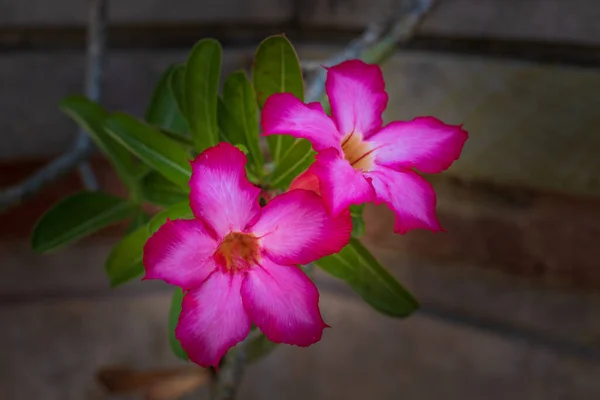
143,143,351,368
262,60,468,233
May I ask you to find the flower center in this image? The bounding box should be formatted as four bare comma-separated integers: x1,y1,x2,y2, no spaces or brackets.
341,132,375,171
214,232,260,272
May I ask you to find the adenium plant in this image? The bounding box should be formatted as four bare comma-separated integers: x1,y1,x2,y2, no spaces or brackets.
32,36,467,371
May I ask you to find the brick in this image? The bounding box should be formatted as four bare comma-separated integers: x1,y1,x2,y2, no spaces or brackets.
300,0,600,45
0,0,291,26
420,0,600,46
5,0,600,48
363,177,600,288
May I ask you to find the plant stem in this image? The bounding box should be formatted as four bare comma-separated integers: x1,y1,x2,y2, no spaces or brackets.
209,331,259,400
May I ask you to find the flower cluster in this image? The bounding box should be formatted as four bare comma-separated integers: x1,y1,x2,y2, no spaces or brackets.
143,60,467,367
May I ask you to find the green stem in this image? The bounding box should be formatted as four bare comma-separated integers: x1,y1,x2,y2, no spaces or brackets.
210,331,261,400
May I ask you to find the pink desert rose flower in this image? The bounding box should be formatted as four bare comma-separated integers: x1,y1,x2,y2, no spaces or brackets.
143,143,351,368
262,60,468,233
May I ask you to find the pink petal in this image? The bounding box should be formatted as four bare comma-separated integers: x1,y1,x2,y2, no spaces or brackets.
366,166,442,234
326,60,388,138
143,219,218,290
311,148,375,215
189,142,261,238
250,189,351,265
288,167,321,195
369,117,468,173
241,259,327,346
261,93,341,152
176,271,251,368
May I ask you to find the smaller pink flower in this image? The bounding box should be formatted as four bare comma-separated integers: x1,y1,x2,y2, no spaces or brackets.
143,143,351,368
262,60,468,233
289,168,321,195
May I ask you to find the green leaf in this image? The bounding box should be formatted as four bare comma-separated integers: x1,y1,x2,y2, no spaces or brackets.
217,98,240,143
126,208,150,234
105,225,148,287
169,288,189,361
315,238,419,317
141,171,189,207
268,139,314,189
148,201,193,235
158,127,194,147
60,96,138,191
234,143,249,154
184,39,222,152
252,35,304,107
145,65,190,134
222,71,263,172
350,204,365,238
252,34,304,162
319,96,331,116
105,113,192,189
170,65,187,117
31,192,136,253
246,332,278,363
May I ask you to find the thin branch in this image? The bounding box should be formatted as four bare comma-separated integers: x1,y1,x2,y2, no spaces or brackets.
0,0,107,213
76,0,108,191
78,160,99,190
304,19,383,102
84,0,107,104
301,60,323,72
305,0,436,103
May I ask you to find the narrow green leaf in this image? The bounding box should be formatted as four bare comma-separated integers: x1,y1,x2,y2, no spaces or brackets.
105,113,192,189
184,39,222,151
170,65,187,117
350,204,365,238
252,34,304,162
141,171,189,207
169,288,189,361
105,225,148,287
269,139,314,189
234,143,249,154
148,201,193,235
145,65,190,134
60,96,138,191
216,103,260,182
217,98,239,142
216,104,261,183
222,71,263,171
320,96,331,116
31,192,136,253
158,127,194,147
252,35,304,107
126,209,150,234
315,238,419,317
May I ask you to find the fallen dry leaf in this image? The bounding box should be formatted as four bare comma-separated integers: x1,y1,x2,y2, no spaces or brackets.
97,365,209,399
